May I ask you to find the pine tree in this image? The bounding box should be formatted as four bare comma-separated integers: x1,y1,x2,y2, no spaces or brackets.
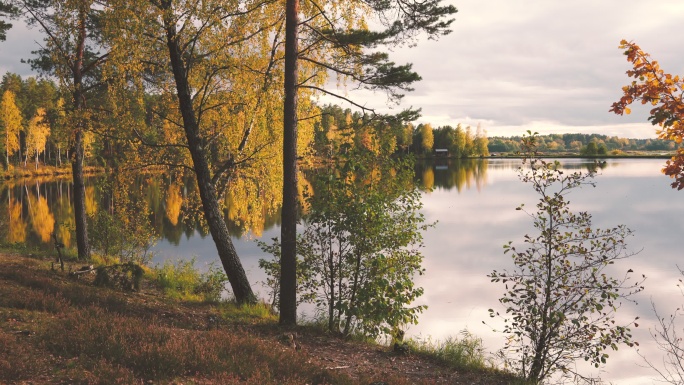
0,1,17,41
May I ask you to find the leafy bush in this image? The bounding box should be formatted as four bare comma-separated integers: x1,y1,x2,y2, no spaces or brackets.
488,133,645,384
154,259,228,302
260,150,430,339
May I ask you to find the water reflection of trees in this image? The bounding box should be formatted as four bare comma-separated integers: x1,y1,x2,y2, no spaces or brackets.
29,191,55,243
0,180,68,247
0,170,295,250
516,159,610,173
415,159,489,192
7,197,26,243
0,157,617,250
413,159,611,193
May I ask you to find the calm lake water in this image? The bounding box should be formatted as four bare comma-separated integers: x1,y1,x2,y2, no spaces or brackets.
2,158,683,384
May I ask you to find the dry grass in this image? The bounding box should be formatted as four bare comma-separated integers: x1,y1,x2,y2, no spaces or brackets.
0,254,412,384
0,253,517,384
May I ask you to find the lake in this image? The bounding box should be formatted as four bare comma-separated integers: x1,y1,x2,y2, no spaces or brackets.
2,158,682,384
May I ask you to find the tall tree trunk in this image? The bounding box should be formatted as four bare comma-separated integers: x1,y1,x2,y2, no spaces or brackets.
279,0,300,326
72,128,90,259
71,4,90,260
162,11,256,305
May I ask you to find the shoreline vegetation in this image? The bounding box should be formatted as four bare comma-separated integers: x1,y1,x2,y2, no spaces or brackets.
0,250,519,384
0,164,99,180
0,151,675,181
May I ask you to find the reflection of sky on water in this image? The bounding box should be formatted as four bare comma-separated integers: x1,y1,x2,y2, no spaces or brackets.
153,227,279,296
416,158,684,385
2,158,679,382
144,158,684,384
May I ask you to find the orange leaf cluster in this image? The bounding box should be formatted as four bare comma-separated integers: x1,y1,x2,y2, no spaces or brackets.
611,40,684,189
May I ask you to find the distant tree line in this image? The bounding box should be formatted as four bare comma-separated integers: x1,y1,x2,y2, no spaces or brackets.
488,133,679,155
413,123,490,157
6,77,680,174
312,104,416,158
312,105,491,158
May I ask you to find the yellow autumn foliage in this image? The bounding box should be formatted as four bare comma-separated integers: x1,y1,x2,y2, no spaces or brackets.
7,199,26,243
85,186,97,216
422,168,434,191
25,108,51,168
165,182,183,226
29,194,55,243
0,90,22,162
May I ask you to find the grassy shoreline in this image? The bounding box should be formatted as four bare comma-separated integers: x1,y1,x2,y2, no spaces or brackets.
0,250,519,384
1,152,674,180
0,164,99,180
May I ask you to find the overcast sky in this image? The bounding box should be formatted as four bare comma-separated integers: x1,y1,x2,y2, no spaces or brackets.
388,0,684,138
2,0,683,139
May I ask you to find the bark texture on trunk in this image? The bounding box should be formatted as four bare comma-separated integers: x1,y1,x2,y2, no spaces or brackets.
71,4,90,260
279,0,300,326
162,11,256,305
71,130,90,259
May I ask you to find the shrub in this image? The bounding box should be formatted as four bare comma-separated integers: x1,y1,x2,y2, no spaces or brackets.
154,259,228,302
488,132,644,383
260,151,430,339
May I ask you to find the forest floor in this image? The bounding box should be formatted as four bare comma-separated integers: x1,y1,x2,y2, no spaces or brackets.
0,252,520,385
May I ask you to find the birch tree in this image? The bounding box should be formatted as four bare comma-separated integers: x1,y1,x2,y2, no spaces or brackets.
105,0,318,304
25,107,50,169
0,89,21,167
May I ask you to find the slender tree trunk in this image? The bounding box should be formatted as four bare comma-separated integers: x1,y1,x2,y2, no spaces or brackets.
71,4,90,260
529,207,555,383
343,251,363,336
18,131,22,168
162,10,256,305
279,0,300,326
336,243,343,330
327,226,335,332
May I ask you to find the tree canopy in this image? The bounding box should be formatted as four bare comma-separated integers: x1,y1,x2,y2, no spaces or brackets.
0,1,17,41
611,39,684,189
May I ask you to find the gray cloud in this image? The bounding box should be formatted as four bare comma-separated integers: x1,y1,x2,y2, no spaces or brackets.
0,21,41,76
2,1,683,138
385,0,684,137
